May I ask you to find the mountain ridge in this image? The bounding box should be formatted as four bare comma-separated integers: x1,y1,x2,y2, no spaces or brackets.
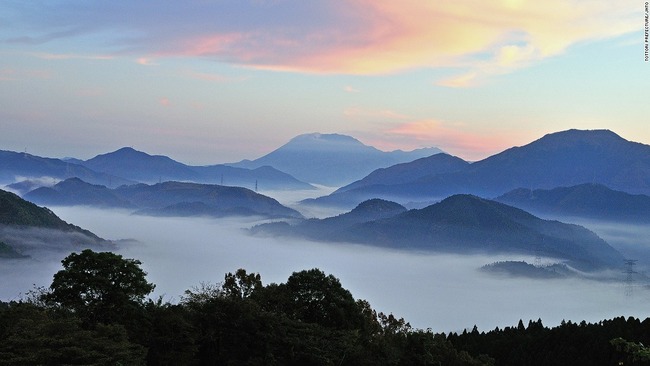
308,129,650,208
230,132,443,186
495,183,650,222
253,194,623,271
24,178,303,220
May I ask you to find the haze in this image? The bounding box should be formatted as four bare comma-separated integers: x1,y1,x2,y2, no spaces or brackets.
3,201,649,334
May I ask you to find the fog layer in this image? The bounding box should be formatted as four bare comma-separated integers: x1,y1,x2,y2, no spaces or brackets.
2,206,648,333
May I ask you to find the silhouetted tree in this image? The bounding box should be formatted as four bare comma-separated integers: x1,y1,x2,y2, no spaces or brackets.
43,249,155,325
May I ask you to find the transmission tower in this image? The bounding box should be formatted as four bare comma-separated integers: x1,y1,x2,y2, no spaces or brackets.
624,259,638,297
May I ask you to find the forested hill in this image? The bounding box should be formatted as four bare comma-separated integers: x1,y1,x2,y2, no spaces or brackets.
0,189,108,258
0,189,99,239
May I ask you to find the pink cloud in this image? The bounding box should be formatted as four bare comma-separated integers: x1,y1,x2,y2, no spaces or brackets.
384,119,522,160
136,57,158,66
12,1,637,83
159,0,637,81
159,97,171,107
0,67,53,81
344,108,526,160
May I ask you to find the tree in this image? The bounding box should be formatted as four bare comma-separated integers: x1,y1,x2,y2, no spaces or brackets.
283,268,363,329
43,249,155,325
222,268,262,300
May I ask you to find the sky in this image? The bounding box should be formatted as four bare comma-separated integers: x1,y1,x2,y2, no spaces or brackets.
1,0,648,165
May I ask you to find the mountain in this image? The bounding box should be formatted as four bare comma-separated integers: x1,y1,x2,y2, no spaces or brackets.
116,181,303,219
230,133,443,186
0,189,109,257
0,150,132,188
25,178,133,208
79,147,313,190
310,129,650,207
335,153,470,192
253,195,624,271
82,147,201,183
24,178,302,219
495,183,650,223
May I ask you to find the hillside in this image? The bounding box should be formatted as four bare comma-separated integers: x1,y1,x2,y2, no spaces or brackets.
25,178,133,208
496,183,650,222
116,181,303,219
335,153,470,193
254,195,623,271
79,147,313,190
310,129,650,207
231,133,443,186
0,189,109,257
24,178,303,219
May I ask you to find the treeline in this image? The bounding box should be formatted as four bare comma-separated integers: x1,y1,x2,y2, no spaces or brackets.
449,317,650,366
0,250,488,365
0,250,648,365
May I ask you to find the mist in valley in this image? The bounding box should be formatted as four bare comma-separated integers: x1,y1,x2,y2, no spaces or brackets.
2,199,649,334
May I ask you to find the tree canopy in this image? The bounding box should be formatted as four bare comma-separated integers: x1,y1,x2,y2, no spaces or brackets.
43,249,155,324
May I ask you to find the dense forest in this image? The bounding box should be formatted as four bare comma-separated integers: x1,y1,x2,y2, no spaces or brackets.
0,249,648,365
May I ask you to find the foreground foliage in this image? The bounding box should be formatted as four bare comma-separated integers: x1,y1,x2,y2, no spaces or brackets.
0,250,648,365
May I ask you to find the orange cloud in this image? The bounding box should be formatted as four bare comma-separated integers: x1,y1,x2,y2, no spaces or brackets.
137,57,158,66
168,0,637,82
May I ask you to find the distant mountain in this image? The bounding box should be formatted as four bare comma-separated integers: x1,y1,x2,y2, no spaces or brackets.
495,183,650,223
0,189,109,257
24,178,302,219
82,147,200,183
230,133,443,186
310,129,650,207
253,195,623,271
0,150,132,188
117,181,303,219
79,147,313,190
190,165,313,191
25,178,133,208
5,179,54,196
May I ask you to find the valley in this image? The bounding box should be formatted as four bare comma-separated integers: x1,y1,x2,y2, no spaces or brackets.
2,128,650,334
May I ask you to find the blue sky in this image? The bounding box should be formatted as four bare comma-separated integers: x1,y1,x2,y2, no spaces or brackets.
1,0,648,164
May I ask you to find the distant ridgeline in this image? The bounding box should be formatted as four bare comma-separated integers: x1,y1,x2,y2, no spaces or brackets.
307,129,650,209
0,147,314,191
23,178,303,220
252,195,624,272
0,189,109,258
